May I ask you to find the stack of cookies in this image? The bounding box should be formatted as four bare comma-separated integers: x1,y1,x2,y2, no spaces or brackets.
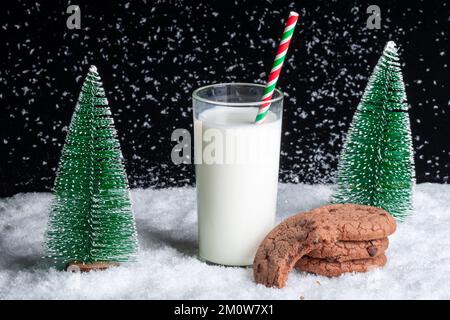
253,204,396,288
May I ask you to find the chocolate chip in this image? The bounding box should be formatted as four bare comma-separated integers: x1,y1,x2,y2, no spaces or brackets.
367,246,378,257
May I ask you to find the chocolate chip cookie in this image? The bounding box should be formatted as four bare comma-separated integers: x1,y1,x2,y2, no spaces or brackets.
307,238,388,262
296,254,387,277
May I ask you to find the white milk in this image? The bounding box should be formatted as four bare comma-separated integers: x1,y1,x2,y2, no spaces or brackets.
195,107,282,266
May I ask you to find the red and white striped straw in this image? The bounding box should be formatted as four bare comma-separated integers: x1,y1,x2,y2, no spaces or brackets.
255,11,299,124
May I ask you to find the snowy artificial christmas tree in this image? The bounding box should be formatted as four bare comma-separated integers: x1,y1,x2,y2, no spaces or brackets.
332,41,415,220
46,65,138,269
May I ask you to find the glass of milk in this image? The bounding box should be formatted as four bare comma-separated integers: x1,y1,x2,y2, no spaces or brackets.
193,83,283,266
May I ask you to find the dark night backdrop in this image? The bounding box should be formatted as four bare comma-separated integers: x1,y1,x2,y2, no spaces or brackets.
1,0,449,197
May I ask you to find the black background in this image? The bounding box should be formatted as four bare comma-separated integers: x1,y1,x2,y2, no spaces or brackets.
1,0,449,197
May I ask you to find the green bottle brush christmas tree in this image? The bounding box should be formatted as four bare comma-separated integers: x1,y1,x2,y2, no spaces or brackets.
46,65,138,269
332,41,415,220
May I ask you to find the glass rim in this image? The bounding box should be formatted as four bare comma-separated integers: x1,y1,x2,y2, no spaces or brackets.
192,82,284,107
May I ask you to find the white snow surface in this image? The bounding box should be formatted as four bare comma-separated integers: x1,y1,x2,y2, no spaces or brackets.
0,183,449,300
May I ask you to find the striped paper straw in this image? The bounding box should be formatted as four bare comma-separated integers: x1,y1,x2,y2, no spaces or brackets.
255,11,299,124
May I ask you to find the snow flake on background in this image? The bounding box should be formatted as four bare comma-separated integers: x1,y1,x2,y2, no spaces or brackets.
0,1,448,195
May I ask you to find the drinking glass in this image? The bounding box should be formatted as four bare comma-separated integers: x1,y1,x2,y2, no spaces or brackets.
193,83,283,266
